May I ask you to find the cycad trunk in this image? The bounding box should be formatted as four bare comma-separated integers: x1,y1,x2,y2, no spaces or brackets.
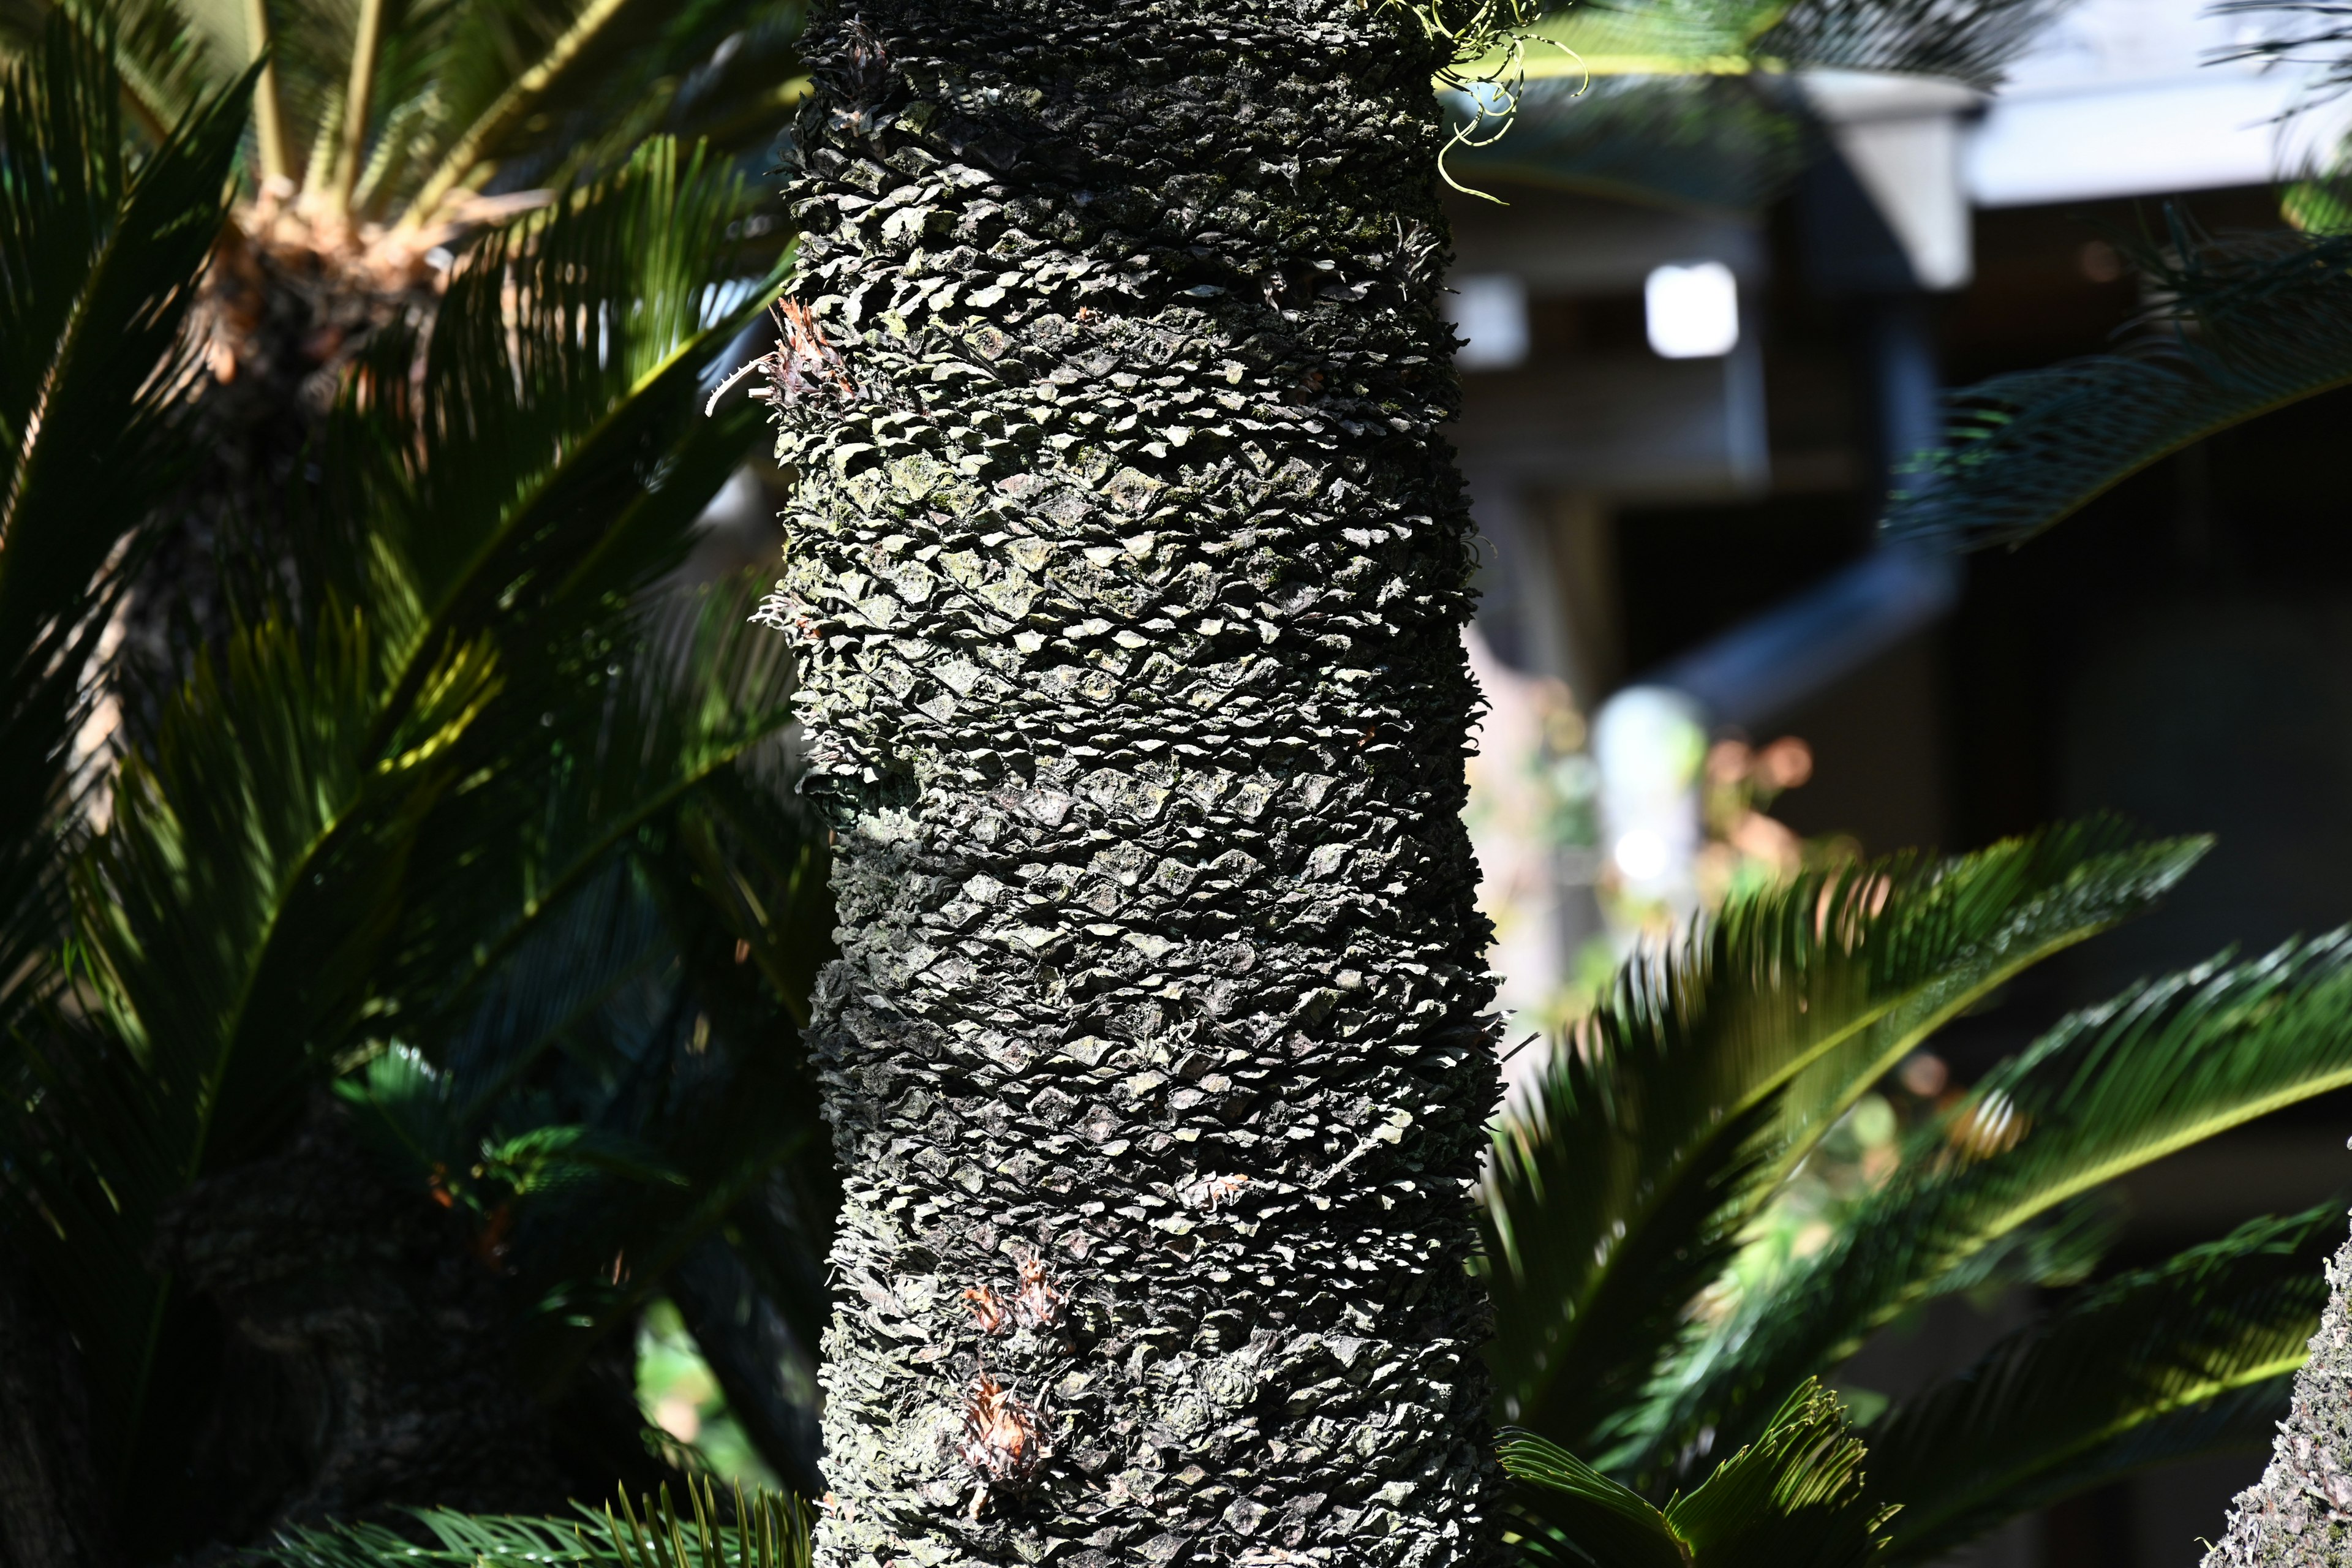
122,217,409,736
2203,1221,2352,1566
763,2,1507,1564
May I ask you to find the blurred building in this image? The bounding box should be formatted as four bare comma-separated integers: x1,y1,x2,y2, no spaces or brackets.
1449,3,2352,1564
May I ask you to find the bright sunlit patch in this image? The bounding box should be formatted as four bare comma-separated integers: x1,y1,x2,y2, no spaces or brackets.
1612,828,1670,881
1450,272,1529,369
1645,260,1740,359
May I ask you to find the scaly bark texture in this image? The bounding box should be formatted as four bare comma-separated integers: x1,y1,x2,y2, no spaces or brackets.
759,3,1507,1564
2204,1221,2352,1567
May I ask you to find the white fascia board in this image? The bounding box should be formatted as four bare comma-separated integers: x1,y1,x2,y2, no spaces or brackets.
1966,72,2320,207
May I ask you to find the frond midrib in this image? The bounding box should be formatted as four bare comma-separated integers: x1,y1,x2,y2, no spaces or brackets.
399,0,643,228
1953,1066,2352,1289
1927,363,2352,546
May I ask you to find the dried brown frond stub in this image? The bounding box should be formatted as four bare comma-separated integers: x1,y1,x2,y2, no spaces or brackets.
962,1283,1009,1335
704,299,858,418
1011,1254,1065,1330
958,1375,1050,1518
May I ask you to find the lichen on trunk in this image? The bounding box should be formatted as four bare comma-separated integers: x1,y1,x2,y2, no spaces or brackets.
757,2,1509,1564
2204,1219,2352,1567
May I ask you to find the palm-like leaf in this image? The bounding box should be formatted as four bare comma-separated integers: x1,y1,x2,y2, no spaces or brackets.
1864,1204,2340,1564
0,0,226,137
327,571,832,1485
1512,0,2064,84
334,752,833,1413
0,14,246,1022
1447,0,2071,214
482,825,828,1403
1,0,805,228
0,20,247,1534
250,1477,815,1568
398,0,808,225
0,136,792,1518
1505,1381,1896,1567
1634,930,2352,1476
383,584,801,1052
1887,225,2352,551
1482,822,2206,1455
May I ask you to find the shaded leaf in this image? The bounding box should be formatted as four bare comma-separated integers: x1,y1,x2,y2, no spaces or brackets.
1887,224,2352,551
1520,0,2066,88
1869,1205,2340,1563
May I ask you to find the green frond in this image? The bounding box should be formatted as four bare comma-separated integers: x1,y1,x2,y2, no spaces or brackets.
10,0,807,221
0,15,241,1052
1907,1187,2115,1299
410,859,676,1121
398,0,806,226
1481,821,2205,1455
336,1041,473,1175
402,579,798,1018
337,778,831,1410
1866,1205,2340,1563
1635,930,2352,1477
1666,1382,1896,1568
401,0,679,223
334,578,821,1416
511,1039,823,1394
249,1477,815,1568
1505,1381,1895,1567
0,15,245,680
0,0,230,140
0,7,246,1246
9,609,500,1486
1516,0,2065,86
350,137,781,703
1501,1430,1690,1568
3,132,790,1516
482,1122,688,1193
259,1511,589,1568
1886,224,2352,551
77,609,501,1175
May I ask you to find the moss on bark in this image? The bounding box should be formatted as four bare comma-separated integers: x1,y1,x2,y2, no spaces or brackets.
760,2,1509,1564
